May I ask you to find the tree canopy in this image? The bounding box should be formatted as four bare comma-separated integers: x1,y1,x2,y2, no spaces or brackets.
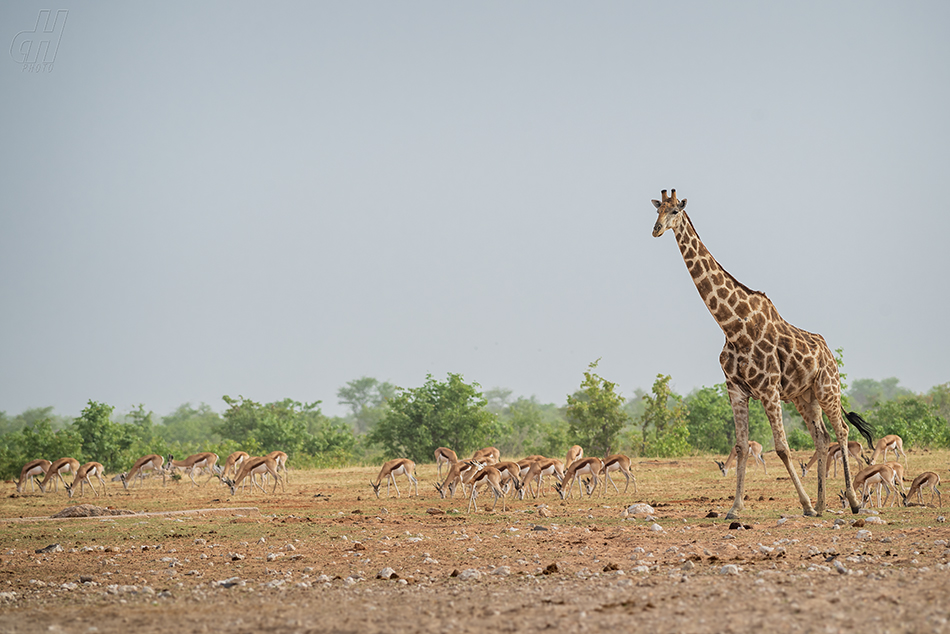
367,373,498,463
565,361,629,457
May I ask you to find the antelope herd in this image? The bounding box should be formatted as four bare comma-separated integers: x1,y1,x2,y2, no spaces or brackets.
10,433,945,513
12,450,290,498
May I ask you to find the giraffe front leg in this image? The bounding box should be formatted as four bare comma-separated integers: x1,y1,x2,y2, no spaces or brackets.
725,385,750,520
769,396,818,516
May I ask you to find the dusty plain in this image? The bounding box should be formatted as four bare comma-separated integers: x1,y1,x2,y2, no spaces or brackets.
1,449,949,634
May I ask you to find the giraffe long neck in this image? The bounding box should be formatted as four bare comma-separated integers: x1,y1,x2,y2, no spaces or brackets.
671,212,759,342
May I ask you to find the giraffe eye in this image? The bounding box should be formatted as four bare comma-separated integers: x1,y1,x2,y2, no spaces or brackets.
669,209,679,215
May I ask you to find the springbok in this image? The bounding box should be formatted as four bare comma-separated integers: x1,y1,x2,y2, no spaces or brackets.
434,447,458,478
901,472,941,507
556,457,605,499
434,459,479,499
799,440,864,478
715,441,767,477
851,463,899,508
602,454,637,494
471,447,500,465
38,457,80,493
520,457,565,498
466,464,508,512
118,454,166,489
869,435,908,466
221,455,284,496
65,462,106,498
370,459,418,499
565,445,584,469
16,459,51,493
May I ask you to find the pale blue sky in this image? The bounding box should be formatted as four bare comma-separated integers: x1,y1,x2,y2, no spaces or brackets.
2,2,948,419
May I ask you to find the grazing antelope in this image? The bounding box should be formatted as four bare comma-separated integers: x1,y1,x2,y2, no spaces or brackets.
16,459,51,493
877,459,908,496
492,461,524,495
65,462,106,498
520,458,565,498
715,441,767,477
434,447,458,478
869,435,907,466
220,451,249,479
434,459,479,499
565,445,584,469
118,454,166,489
265,450,289,483
799,441,863,478
370,459,419,499
901,472,941,507
471,447,500,465
38,457,80,493
852,463,899,508
166,452,219,486
556,457,604,499
467,465,508,513
221,455,284,496
602,454,637,494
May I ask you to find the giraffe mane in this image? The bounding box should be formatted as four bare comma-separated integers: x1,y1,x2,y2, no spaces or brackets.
684,212,767,299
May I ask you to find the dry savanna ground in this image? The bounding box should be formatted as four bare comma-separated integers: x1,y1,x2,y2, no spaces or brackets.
1,449,949,634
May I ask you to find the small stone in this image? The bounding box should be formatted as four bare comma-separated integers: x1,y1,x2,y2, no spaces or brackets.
719,564,740,575
492,566,511,576
855,530,872,540
35,544,62,554
543,562,564,575
377,567,397,580
627,503,655,516
457,569,481,581
650,524,664,533
681,560,695,571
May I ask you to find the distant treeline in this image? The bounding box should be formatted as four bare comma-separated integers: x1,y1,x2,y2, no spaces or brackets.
1,368,948,480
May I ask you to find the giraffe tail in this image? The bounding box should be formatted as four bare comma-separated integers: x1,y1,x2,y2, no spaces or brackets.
843,410,874,451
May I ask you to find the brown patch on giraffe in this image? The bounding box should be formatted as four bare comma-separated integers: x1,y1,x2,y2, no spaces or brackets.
714,304,733,324
696,277,712,298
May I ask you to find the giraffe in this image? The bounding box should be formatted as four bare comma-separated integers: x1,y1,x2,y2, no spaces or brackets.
650,189,873,517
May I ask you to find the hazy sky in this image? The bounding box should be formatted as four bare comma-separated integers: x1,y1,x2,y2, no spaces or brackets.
2,2,948,421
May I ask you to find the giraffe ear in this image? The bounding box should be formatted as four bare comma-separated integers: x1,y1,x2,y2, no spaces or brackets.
677,199,687,210
652,199,661,209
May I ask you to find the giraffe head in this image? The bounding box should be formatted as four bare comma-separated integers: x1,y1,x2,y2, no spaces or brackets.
651,189,687,237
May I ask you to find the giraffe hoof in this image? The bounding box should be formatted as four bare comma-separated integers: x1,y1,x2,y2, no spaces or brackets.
850,505,861,515
725,512,739,520
802,509,818,517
